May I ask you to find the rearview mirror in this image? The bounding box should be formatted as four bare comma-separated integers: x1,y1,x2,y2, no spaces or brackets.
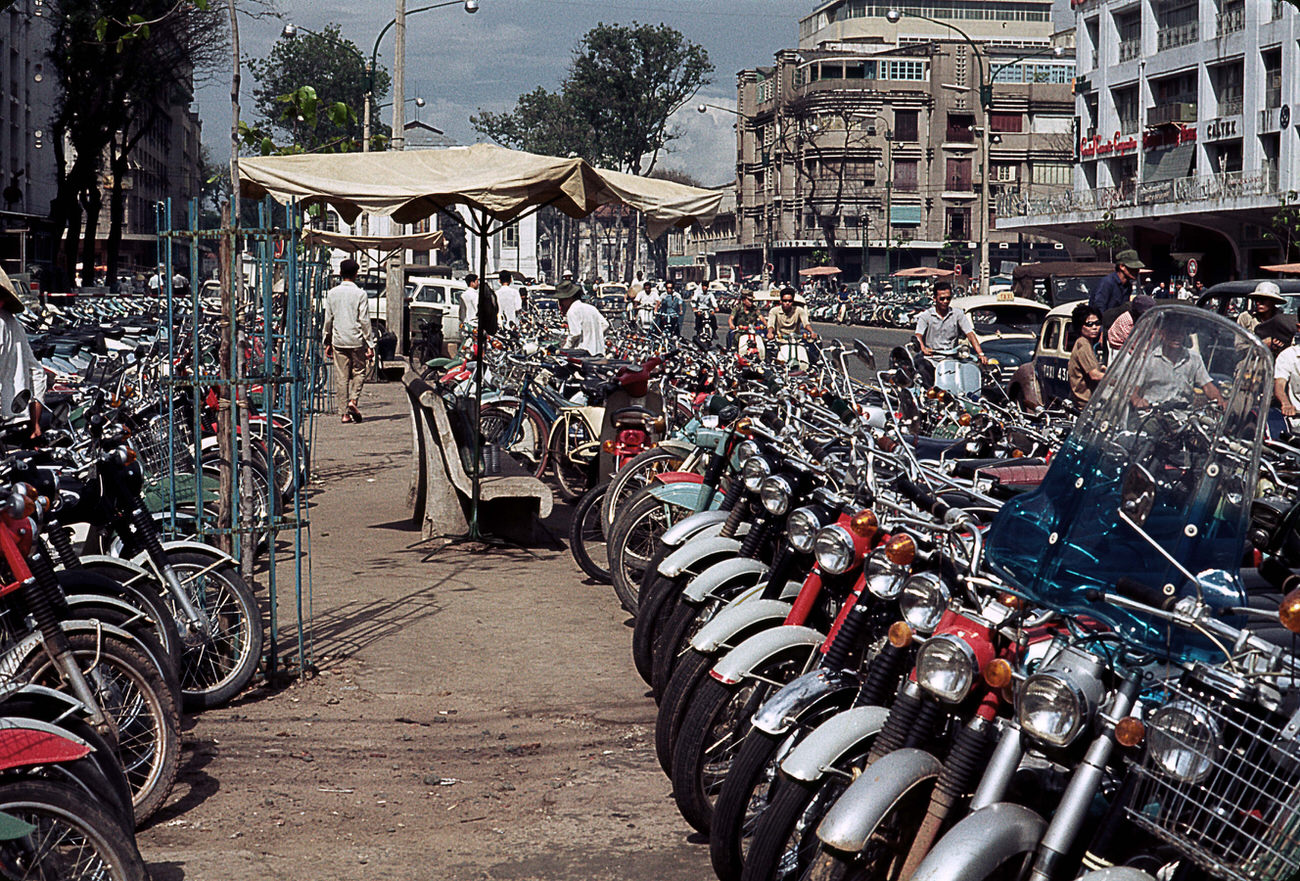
854,339,877,370
11,389,30,415
1120,464,1156,525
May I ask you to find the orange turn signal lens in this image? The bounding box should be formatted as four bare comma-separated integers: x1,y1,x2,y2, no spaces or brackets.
652,416,667,433
1280,587,1300,634
884,534,916,567
887,621,914,648
958,412,973,427
849,510,879,540
926,387,940,400
1012,449,1025,458
1115,717,1146,748
983,658,1014,689
602,440,617,454
123,447,137,466
998,592,1026,610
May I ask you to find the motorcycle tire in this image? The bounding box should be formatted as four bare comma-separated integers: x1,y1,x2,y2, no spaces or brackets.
651,585,757,702
163,553,264,711
601,447,688,539
17,632,181,825
61,598,183,713
0,778,148,881
607,486,695,616
671,645,818,834
655,648,714,777
631,571,683,687
60,566,184,674
569,483,611,584
740,737,900,881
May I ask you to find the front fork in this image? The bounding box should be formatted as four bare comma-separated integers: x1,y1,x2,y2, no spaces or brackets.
125,507,213,639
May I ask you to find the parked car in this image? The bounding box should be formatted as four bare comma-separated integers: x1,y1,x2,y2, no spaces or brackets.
408,275,470,356
951,292,1049,386
1197,278,1300,320
1008,301,1080,409
597,283,629,317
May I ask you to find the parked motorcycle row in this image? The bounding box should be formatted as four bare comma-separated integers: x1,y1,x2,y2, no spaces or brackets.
567,302,1300,881
0,293,307,878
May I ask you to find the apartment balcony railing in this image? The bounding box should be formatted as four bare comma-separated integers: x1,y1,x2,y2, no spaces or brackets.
998,163,1278,218
1216,6,1245,34
1219,97,1244,117
1118,39,1142,62
1118,116,1141,135
1157,22,1199,50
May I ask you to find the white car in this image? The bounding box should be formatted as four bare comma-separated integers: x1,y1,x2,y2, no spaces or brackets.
408,276,471,354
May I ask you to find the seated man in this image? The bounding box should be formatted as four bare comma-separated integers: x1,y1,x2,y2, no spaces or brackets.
1131,325,1223,411
766,287,819,363
913,281,988,363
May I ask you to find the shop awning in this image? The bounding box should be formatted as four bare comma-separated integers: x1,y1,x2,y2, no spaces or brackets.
302,229,445,253
1142,143,1196,183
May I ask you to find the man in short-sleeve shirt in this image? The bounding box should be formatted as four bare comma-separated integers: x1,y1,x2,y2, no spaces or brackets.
913,282,987,363
1133,327,1221,409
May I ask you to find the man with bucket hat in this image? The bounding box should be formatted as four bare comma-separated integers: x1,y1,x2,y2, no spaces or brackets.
1089,248,1145,316
0,267,45,436
1237,280,1287,333
557,282,608,357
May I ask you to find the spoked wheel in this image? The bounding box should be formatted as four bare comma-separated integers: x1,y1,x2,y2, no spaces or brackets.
480,402,548,478
18,633,180,825
607,486,695,615
569,483,611,583
550,417,595,501
0,779,148,880
671,645,816,833
602,447,688,537
163,553,264,711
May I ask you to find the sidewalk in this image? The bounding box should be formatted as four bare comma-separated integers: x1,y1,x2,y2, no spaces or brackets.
138,377,712,880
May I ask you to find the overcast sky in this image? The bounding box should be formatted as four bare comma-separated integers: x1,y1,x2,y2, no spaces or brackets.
198,0,1072,187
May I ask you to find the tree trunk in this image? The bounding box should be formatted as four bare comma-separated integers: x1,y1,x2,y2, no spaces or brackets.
106,138,128,291
611,206,624,284
79,182,102,287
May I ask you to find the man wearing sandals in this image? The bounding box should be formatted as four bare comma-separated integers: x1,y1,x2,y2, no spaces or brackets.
323,258,375,424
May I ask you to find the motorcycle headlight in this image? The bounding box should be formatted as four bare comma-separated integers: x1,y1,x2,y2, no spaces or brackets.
898,573,949,633
1146,701,1220,784
1018,672,1086,747
3,483,36,519
760,475,793,515
916,634,979,703
813,525,856,575
734,439,761,470
742,455,771,491
866,550,906,599
787,507,821,552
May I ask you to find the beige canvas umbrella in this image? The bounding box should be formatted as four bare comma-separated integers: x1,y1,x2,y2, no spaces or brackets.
241,144,722,541
891,267,956,278
798,266,842,277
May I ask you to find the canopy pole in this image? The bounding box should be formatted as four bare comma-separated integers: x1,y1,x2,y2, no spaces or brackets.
469,207,489,541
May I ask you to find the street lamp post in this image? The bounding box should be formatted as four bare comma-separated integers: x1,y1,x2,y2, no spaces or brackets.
699,101,770,285
885,10,1064,296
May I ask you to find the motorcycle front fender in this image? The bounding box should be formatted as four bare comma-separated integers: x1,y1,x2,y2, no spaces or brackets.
661,510,730,548
648,480,719,512
908,804,1046,881
752,667,859,736
0,619,145,682
76,555,152,582
658,536,743,579
780,705,891,782
682,557,770,604
1074,871,1157,881
691,596,790,654
816,747,944,852
156,539,236,566
709,626,823,685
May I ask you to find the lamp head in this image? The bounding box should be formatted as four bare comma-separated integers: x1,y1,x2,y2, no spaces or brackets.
281,22,297,38
886,9,902,23
464,0,479,11
697,104,708,114
415,97,426,107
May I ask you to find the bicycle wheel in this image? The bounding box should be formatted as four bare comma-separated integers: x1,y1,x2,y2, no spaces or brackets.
550,415,595,501
568,483,611,583
0,778,148,880
607,485,696,615
480,402,548,477
601,447,688,536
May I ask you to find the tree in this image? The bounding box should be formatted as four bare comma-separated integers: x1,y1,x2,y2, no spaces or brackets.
1082,210,1131,262
247,25,390,153
48,0,228,286
1265,190,1300,263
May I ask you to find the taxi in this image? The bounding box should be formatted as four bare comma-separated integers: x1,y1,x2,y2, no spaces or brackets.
1008,301,1077,409
949,291,1049,385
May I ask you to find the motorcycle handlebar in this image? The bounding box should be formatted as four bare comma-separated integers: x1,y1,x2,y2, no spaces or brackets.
895,474,951,521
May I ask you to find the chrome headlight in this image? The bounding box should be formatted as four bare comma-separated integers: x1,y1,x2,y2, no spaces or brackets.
760,475,793,515
865,550,905,599
1146,701,1220,784
734,439,761,470
813,525,856,575
898,572,949,633
742,455,771,491
3,483,35,519
1018,673,1086,747
787,507,820,552
916,634,979,703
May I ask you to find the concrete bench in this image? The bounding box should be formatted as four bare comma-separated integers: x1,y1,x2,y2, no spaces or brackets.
403,371,553,542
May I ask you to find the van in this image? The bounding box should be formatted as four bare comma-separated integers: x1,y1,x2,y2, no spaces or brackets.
408,276,471,355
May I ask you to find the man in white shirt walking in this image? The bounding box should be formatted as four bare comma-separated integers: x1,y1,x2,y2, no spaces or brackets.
460,274,480,329
0,267,44,437
323,258,375,423
558,285,608,356
495,270,522,328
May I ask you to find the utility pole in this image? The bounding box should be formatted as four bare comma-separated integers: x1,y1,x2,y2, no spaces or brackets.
392,0,406,151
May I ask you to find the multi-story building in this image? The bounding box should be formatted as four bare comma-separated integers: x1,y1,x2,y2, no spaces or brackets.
725,31,1076,283
0,0,60,279
998,0,1299,282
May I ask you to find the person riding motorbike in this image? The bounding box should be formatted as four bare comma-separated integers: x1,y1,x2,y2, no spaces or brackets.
766,287,819,365
1130,322,1223,410
727,291,764,349
692,285,718,343
912,281,988,364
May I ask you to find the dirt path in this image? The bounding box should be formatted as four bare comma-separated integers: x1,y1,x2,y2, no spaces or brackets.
138,379,711,880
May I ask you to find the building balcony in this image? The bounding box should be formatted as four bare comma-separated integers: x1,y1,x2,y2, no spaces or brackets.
1260,106,1289,133
1273,0,1287,20
1219,97,1244,117
1157,22,1199,51
1216,6,1245,34
997,163,1278,220
1118,39,1142,62
1148,102,1198,125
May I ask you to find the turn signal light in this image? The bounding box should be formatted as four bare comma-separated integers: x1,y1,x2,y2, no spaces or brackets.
884,534,916,567
602,440,617,454
926,387,940,400
998,592,1026,610
1012,450,1025,458
849,510,879,540
1115,717,1146,748
1280,587,1300,634
878,435,897,453
887,621,913,648
652,416,667,433
983,658,1013,689
958,412,972,427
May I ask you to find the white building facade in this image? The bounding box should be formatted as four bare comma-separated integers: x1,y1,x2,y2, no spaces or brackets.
998,0,1299,281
